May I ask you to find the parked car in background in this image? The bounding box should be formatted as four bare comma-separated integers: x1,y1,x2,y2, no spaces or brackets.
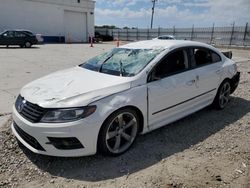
94,31,113,42
0,30,38,47
153,35,176,40
20,30,44,44
12,40,240,157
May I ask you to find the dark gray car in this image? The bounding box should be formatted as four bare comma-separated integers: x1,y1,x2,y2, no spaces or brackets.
0,30,38,48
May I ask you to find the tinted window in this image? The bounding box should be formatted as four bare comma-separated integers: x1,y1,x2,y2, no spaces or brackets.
15,32,26,37
190,48,221,68
5,31,14,38
211,51,221,63
193,48,212,67
152,50,188,79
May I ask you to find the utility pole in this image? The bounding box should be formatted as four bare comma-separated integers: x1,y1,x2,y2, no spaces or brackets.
150,0,157,29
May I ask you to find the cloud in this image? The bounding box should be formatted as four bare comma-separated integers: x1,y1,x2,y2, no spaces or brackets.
95,0,250,27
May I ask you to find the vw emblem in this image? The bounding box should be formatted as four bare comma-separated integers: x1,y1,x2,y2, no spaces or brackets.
18,100,26,113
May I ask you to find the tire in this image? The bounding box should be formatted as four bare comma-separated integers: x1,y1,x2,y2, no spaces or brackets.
213,80,231,109
24,41,32,48
98,108,139,156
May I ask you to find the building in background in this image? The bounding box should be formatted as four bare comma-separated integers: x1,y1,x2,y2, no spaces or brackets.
0,0,95,43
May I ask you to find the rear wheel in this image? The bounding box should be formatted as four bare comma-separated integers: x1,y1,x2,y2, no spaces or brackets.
25,41,32,48
213,80,231,109
98,108,139,156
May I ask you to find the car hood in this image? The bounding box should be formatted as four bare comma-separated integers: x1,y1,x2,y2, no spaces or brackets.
21,66,132,108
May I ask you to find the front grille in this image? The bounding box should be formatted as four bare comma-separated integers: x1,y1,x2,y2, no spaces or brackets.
15,95,45,123
13,122,45,151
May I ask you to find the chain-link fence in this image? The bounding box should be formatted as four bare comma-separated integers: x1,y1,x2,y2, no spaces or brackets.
96,23,250,47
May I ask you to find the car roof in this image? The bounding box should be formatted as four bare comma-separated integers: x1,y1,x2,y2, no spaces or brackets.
158,35,174,38
120,40,217,51
2,29,33,33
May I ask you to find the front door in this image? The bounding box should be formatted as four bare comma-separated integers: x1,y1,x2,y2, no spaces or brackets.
0,32,9,45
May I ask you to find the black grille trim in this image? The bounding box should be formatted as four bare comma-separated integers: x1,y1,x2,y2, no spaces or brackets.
47,137,84,150
15,95,45,123
13,122,45,151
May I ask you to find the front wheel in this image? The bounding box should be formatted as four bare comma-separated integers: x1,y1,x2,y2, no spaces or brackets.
98,109,139,156
213,80,231,109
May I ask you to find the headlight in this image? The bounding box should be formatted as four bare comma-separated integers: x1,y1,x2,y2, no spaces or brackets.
40,106,96,123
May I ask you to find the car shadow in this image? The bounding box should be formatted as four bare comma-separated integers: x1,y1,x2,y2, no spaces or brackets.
0,46,40,49
20,96,250,182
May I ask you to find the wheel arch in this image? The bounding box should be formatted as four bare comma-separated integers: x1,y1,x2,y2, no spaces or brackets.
100,105,144,134
220,77,236,93
96,105,144,153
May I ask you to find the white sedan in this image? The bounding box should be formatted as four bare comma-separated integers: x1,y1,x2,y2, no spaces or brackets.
12,40,240,157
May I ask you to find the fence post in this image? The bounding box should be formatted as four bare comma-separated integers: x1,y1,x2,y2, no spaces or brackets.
229,22,235,46
191,24,194,40
117,29,119,40
158,27,160,37
147,28,149,40
243,22,248,46
127,28,129,41
137,28,139,41
173,26,175,36
210,23,215,44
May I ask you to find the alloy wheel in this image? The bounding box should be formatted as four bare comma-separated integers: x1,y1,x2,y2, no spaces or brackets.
105,112,138,154
219,82,231,108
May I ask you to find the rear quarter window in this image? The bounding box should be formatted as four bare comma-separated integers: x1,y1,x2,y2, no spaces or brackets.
191,47,222,68
211,51,222,63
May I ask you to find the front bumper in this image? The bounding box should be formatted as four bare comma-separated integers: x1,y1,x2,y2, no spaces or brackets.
12,107,102,157
230,72,240,94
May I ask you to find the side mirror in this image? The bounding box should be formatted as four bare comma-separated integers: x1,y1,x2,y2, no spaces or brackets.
151,75,161,81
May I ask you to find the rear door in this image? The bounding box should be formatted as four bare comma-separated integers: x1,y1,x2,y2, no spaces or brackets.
14,31,26,45
147,48,198,129
189,47,223,104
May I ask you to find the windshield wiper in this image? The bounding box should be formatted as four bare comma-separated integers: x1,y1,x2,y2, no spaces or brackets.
119,60,126,77
98,54,114,72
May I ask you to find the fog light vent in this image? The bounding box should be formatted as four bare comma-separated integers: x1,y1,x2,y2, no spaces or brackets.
47,137,84,150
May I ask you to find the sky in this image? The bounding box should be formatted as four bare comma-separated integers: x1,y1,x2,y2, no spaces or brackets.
95,0,250,28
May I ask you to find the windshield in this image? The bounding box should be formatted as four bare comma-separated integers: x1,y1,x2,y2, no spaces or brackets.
80,48,163,77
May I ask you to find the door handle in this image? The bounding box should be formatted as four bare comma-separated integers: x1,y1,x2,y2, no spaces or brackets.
196,75,199,81
186,80,195,86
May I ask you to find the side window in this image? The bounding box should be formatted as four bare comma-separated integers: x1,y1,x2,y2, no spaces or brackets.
211,51,221,63
151,49,188,80
7,31,14,38
193,48,212,67
14,32,26,37
3,31,14,38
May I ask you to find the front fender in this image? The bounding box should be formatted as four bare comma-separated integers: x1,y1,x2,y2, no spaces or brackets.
91,85,149,134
